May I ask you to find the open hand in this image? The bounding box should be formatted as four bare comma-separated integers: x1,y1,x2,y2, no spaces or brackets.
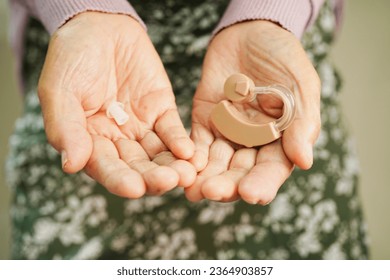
185,21,321,204
38,12,196,198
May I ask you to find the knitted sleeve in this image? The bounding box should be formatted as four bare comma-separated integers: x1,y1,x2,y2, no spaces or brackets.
13,0,145,34
213,0,326,39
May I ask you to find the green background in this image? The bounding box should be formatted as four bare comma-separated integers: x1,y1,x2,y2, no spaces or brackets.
1,0,389,259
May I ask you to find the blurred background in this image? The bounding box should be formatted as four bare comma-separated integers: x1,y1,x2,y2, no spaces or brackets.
1,0,389,259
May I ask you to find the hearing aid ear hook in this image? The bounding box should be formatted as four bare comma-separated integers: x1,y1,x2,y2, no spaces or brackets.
210,73,296,148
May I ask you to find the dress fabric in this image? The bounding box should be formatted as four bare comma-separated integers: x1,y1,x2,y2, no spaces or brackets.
6,0,369,259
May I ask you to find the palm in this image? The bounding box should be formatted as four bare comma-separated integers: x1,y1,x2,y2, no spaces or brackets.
186,21,321,204
39,13,195,198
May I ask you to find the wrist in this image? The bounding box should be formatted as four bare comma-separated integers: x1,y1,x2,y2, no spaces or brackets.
212,0,313,39
213,20,295,47
53,11,144,44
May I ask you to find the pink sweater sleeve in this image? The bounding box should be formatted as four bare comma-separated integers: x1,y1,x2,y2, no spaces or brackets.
14,0,145,34
213,0,326,39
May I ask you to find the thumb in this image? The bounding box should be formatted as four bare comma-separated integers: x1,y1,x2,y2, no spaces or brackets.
282,117,319,170
38,88,93,174
283,75,321,170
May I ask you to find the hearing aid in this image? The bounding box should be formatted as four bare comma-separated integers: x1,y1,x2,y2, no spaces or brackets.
210,73,296,147
106,101,129,126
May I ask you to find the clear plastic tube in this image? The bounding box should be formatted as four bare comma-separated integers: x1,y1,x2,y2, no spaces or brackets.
251,84,296,132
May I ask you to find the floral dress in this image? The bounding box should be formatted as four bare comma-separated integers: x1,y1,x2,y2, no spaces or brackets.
6,0,369,259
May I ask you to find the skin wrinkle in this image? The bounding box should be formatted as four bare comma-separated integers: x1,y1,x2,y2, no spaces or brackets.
209,139,234,158
120,106,145,140
154,107,183,130
294,77,321,118
75,49,112,101
229,148,257,169
120,88,176,142
152,152,196,187
191,100,215,128
126,158,157,174
243,27,321,153
244,28,298,89
113,21,141,83
114,138,180,193
246,43,290,86
256,150,293,170
45,118,85,145
154,107,195,159
115,139,154,170
88,113,128,139
152,151,175,165
205,38,238,76
139,89,174,123
138,130,168,158
86,159,144,198
114,38,141,105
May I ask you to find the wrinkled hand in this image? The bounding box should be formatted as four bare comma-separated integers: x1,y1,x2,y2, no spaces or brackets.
185,21,321,204
38,12,196,198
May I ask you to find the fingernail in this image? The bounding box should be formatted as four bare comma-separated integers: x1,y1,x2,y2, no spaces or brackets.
61,150,68,169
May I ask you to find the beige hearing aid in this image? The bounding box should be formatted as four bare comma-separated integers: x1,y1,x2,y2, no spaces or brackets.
210,73,296,147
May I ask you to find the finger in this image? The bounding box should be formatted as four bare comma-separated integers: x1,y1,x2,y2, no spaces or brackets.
153,151,197,188
282,117,320,169
202,139,235,176
155,108,195,160
185,139,234,202
201,172,240,202
229,148,257,170
38,88,92,174
115,139,179,195
85,135,146,198
201,148,256,201
283,78,321,170
275,55,322,169
238,140,294,205
184,175,208,202
189,123,214,171
86,112,128,140
139,130,168,159
139,130,196,187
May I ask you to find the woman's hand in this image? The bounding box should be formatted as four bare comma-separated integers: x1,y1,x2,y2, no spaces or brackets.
38,12,196,198
185,20,321,204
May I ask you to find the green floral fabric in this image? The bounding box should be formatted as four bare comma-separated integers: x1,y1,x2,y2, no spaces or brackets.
6,0,369,259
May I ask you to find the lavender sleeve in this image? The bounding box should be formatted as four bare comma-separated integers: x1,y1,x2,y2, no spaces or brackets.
213,0,326,39
13,0,145,35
